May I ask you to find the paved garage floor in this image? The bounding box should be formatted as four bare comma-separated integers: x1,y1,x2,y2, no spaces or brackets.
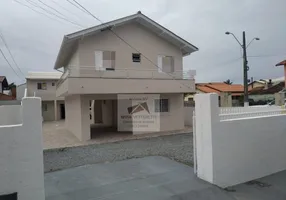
45,156,286,200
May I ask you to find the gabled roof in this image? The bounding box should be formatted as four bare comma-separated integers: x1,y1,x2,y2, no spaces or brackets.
54,11,198,69
196,85,220,94
275,60,286,66
26,72,62,80
0,76,8,88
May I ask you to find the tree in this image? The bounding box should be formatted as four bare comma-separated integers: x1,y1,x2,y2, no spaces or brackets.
224,79,233,85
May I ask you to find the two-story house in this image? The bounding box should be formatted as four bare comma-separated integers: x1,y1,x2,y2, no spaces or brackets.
55,11,198,141
26,72,65,121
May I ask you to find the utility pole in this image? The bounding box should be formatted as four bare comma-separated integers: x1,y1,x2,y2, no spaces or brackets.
242,31,249,106
225,31,260,107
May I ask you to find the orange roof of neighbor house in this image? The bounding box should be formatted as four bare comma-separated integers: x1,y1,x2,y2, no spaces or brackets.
275,60,286,66
207,84,244,92
196,82,244,93
196,85,220,94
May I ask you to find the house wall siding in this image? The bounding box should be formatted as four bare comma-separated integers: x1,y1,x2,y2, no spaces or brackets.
27,79,61,100
77,23,183,72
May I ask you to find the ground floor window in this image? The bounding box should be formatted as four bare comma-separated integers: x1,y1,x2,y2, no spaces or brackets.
154,99,169,112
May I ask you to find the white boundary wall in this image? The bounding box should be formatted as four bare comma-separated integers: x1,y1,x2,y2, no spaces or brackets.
0,97,45,199
194,93,286,188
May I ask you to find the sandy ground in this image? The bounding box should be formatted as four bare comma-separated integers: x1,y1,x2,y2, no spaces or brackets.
43,120,192,149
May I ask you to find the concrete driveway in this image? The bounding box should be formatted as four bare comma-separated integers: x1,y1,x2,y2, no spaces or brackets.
45,156,286,200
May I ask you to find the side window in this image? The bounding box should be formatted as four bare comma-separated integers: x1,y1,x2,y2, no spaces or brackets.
132,53,141,63
154,99,169,112
37,83,47,90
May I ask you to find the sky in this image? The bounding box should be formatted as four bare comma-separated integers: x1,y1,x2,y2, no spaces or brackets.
0,0,286,85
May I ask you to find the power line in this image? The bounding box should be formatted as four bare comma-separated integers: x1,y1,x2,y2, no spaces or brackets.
65,0,89,15
70,0,194,90
0,31,25,78
14,0,66,25
36,0,69,18
0,46,23,81
23,0,84,28
50,0,81,20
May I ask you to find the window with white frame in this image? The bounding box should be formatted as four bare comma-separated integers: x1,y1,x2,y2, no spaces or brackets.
154,99,169,112
95,51,115,70
37,82,47,90
157,55,174,73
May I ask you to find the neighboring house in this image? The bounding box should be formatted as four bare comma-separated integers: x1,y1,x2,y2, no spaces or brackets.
0,76,8,93
186,82,244,106
55,11,198,141
26,72,65,121
196,82,243,96
276,60,286,87
0,76,16,101
248,77,285,104
16,83,26,100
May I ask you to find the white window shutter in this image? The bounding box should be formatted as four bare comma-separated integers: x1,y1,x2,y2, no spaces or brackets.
95,51,103,70
157,55,163,73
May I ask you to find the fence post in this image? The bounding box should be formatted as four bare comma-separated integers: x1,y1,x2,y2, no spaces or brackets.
194,93,219,183
275,92,285,106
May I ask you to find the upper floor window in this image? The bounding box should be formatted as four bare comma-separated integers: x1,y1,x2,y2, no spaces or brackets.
132,53,141,63
52,82,55,86
95,51,115,70
37,82,47,90
157,55,174,73
154,99,169,112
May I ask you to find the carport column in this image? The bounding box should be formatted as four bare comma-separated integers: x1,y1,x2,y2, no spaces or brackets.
79,95,91,141
54,100,58,121
194,93,219,184
65,95,91,141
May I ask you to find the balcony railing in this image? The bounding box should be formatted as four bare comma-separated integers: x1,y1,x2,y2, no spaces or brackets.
57,66,196,89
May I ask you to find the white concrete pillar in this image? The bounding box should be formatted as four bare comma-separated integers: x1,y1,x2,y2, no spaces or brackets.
194,93,219,183
54,100,57,121
220,92,232,107
65,95,90,141
275,92,285,106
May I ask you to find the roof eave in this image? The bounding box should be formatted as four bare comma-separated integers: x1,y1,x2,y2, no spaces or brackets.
54,12,199,69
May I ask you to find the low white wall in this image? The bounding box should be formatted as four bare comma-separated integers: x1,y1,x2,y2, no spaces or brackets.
214,115,286,187
184,106,194,126
0,97,45,199
194,93,286,188
0,105,22,125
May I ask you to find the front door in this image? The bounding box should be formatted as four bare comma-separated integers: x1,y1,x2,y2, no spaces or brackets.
94,100,103,123
60,104,65,119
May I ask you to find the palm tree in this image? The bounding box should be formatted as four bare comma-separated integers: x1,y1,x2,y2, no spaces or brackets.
224,79,233,85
